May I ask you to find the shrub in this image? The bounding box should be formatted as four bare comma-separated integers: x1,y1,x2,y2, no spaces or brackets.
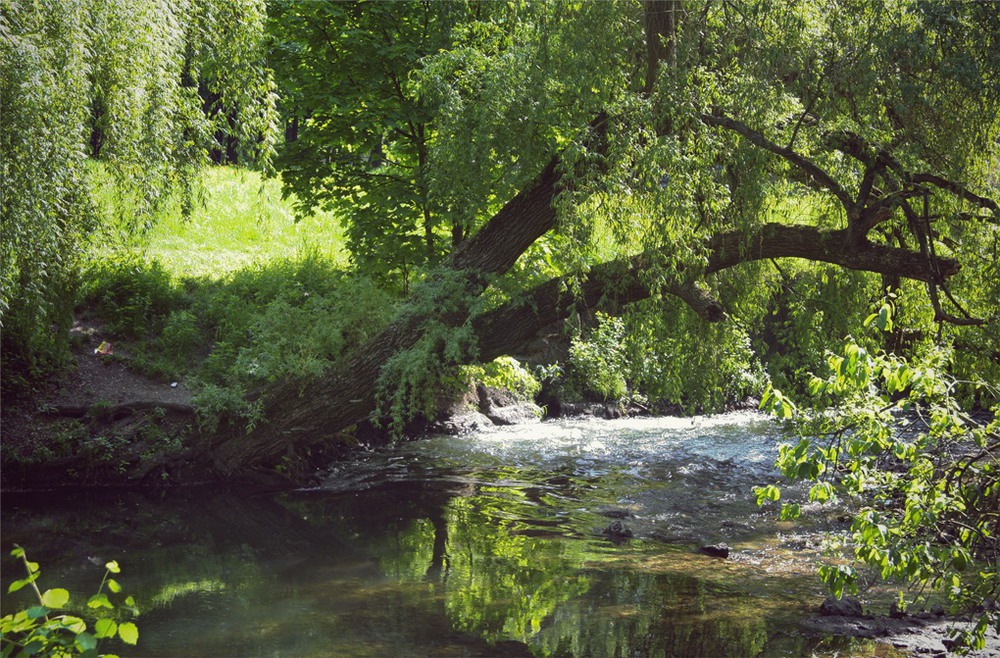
463,356,542,401
79,253,183,338
568,312,629,401
1,546,139,657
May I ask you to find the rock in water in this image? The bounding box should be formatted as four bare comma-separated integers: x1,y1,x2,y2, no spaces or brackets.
698,543,730,559
601,520,633,542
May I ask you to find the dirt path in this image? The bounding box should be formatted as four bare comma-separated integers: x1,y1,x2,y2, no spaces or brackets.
51,317,194,409
2,316,197,485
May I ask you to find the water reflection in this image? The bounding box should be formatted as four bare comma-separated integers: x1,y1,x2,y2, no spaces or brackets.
2,414,886,657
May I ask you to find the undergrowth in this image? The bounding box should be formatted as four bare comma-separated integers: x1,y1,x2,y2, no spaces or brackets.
75,166,398,432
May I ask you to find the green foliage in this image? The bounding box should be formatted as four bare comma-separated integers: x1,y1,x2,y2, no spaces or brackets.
79,255,183,338
463,356,541,402
416,1,638,239
269,0,476,290
83,255,396,430
623,301,768,411
565,305,767,410
756,302,1000,650
1,0,93,395
70,165,390,431
376,270,480,435
568,313,630,402
1,547,139,658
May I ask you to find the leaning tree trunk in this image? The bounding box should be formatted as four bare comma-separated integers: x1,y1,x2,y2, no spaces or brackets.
205,158,564,474
199,0,979,480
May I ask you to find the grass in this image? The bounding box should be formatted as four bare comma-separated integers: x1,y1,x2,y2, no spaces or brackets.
144,167,348,278
86,163,348,280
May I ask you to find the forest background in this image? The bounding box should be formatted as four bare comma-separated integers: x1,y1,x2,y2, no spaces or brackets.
2,0,1000,646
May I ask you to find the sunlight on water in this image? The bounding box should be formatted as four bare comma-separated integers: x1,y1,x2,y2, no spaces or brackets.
321,412,793,546
2,413,893,658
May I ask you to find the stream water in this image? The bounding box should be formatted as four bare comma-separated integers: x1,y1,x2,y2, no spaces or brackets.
1,412,890,657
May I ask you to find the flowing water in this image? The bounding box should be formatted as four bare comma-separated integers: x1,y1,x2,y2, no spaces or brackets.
1,413,890,657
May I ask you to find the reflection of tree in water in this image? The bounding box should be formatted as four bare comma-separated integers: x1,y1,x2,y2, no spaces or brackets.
344,481,850,658
3,481,866,657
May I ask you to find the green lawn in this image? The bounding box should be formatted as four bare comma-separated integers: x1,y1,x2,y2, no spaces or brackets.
144,167,347,278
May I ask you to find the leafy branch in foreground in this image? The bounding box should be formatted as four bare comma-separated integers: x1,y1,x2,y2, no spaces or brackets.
755,300,1000,651
1,546,139,658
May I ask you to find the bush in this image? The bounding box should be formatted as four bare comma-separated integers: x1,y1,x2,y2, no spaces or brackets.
79,254,183,338
568,312,629,401
463,356,542,401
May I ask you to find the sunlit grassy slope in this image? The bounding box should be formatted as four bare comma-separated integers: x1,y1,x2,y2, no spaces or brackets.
144,166,347,278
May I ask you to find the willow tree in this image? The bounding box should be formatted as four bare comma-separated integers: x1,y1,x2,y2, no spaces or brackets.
0,0,278,394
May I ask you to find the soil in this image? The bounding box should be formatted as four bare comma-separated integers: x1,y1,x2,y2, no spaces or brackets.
56,317,195,408
1,316,197,486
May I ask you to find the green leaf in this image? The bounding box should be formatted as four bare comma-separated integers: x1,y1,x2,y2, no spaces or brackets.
118,621,139,645
25,605,49,620
75,631,98,652
105,560,121,574
94,618,118,639
809,482,833,503
107,578,122,594
780,502,801,520
754,484,781,505
87,593,113,609
40,588,70,609
8,572,39,593
58,615,86,634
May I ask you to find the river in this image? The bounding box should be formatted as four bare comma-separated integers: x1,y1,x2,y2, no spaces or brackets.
1,412,892,657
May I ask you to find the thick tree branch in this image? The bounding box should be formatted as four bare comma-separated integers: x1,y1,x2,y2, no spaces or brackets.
706,223,958,280
908,173,1000,214
473,223,959,361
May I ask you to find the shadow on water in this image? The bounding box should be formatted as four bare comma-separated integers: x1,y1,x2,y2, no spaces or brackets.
1,414,901,657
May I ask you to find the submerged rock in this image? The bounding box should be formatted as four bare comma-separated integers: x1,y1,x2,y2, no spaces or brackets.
601,520,634,543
